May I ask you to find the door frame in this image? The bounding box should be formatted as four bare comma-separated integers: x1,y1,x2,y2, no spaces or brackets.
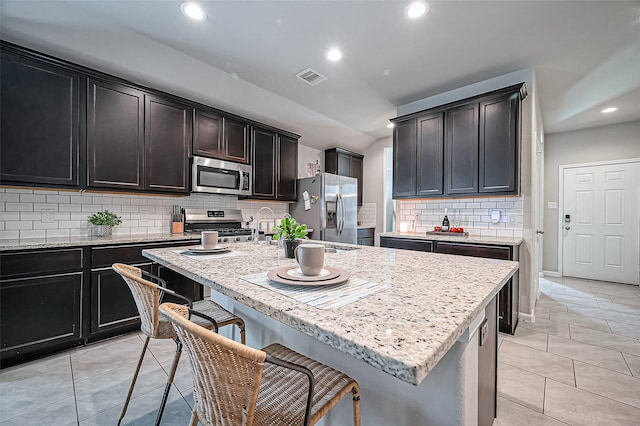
557,157,640,278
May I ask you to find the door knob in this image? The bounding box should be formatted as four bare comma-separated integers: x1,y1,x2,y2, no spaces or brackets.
565,226,571,230
535,230,544,234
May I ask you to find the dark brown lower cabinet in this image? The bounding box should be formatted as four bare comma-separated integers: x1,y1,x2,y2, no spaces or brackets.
379,236,433,252
0,249,85,367
88,241,203,342
478,297,498,426
379,236,519,334
0,239,205,367
356,228,375,246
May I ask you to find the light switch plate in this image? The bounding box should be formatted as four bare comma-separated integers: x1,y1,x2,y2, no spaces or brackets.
479,319,489,346
548,202,557,209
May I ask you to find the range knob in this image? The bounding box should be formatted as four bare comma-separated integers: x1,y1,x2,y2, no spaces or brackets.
222,237,229,243
235,236,242,242
247,235,253,241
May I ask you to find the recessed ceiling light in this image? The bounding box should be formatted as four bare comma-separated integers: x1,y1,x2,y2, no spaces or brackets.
601,107,619,114
180,2,206,22
387,123,395,129
326,48,343,62
405,1,429,20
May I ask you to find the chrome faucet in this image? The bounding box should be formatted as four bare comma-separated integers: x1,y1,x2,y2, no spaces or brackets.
254,206,275,244
412,214,420,231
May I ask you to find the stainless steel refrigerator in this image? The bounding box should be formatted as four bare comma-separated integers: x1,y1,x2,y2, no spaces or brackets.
290,173,357,244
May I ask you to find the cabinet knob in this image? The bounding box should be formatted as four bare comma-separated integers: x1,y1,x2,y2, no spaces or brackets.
535,230,544,234
564,226,571,230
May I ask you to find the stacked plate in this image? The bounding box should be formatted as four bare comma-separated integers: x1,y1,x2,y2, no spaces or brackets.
186,245,230,254
267,265,350,286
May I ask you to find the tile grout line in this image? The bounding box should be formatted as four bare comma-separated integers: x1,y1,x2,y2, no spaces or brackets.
546,376,640,413
68,351,81,426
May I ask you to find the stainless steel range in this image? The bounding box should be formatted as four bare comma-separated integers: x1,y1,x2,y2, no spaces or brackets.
183,208,254,243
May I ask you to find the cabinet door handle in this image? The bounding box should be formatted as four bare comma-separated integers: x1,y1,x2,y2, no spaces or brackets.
535,230,544,234
565,226,571,230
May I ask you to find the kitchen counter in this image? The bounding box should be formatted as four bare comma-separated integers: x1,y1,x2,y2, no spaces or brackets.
143,242,517,386
143,242,518,425
379,231,523,247
0,232,201,251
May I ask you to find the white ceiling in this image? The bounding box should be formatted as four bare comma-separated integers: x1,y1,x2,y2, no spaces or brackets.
1,1,639,152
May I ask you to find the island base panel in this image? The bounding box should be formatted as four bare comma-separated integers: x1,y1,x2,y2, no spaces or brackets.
209,291,490,426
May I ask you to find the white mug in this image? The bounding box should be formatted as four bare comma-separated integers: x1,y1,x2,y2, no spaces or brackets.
201,231,218,249
294,243,325,276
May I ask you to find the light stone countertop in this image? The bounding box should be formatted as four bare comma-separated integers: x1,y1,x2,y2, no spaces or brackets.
143,242,518,386
379,231,524,247
0,233,201,251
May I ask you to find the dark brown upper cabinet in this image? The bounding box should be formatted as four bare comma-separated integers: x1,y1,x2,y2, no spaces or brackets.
325,148,365,205
88,78,145,190
445,103,479,195
1,50,82,188
223,118,250,164
392,120,417,198
145,95,191,193
479,93,519,194
417,113,444,196
251,127,298,201
193,108,223,159
1,42,300,197
252,127,278,199
391,84,524,199
192,110,250,165
277,135,298,200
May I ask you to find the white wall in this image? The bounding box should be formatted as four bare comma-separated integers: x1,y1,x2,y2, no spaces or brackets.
543,120,640,273
297,144,324,178
363,136,393,241
396,68,542,319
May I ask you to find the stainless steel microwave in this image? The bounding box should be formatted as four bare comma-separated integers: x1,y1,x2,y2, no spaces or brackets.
192,156,252,196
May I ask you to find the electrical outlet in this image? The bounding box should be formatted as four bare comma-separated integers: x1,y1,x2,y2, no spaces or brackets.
140,213,149,222
509,215,517,224
41,209,55,223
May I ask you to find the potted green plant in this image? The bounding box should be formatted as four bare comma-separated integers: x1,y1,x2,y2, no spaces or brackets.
87,210,123,237
272,214,308,258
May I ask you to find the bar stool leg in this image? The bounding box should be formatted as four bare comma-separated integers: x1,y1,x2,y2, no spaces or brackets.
155,338,182,426
352,385,361,426
118,336,150,426
189,410,198,426
237,320,246,345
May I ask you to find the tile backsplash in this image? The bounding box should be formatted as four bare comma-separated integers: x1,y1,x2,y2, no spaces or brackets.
396,196,523,238
357,203,376,228
0,188,289,240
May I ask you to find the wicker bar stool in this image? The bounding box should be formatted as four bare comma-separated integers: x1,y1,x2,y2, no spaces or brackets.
112,263,246,426
159,302,361,426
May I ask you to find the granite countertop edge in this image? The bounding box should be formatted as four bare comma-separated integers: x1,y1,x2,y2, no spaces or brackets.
0,233,202,251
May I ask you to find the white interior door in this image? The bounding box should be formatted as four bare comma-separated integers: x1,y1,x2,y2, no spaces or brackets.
562,161,640,284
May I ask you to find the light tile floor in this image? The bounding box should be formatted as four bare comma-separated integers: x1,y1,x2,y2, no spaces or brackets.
1,276,639,425
496,276,640,426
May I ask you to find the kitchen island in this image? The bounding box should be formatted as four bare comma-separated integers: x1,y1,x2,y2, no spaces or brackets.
143,242,518,425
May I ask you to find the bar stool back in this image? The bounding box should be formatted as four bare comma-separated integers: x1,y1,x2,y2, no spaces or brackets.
160,302,361,426
112,263,246,425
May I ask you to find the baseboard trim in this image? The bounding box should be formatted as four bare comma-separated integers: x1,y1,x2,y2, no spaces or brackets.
542,270,561,277
519,311,535,323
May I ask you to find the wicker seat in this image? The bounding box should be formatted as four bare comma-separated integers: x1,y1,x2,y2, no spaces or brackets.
112,263,246,426
159,302,361,426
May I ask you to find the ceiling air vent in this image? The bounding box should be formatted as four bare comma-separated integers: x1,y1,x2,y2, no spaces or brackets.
296,68,327,86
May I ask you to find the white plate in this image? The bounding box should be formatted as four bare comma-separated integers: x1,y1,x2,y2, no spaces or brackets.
286,268,332,279
187,245,229,254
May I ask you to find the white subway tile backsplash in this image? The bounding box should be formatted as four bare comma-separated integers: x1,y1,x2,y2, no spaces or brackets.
46,229,70,238
0,193,20,202
397,196,523,235
5,203,33,212
46,194,70,204
6,221,32,230
20,194,46,203
0,230,19,239
1,188,302,240
19,230,45,239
